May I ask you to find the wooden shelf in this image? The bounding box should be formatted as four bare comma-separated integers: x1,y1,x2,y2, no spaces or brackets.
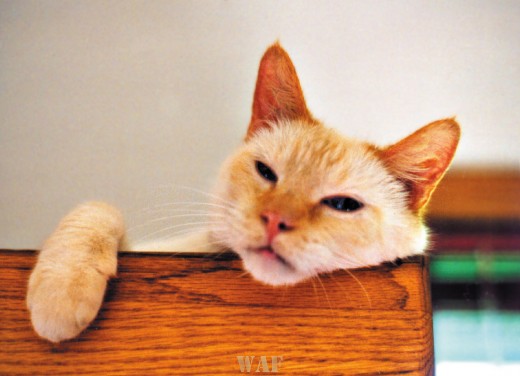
1,250,433,375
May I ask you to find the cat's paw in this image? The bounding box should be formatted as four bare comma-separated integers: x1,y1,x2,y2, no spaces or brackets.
26,201,123,343
27,258,111,343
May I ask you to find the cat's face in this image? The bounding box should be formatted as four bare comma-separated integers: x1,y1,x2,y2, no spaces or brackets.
210,43,459,286
212,121,426,285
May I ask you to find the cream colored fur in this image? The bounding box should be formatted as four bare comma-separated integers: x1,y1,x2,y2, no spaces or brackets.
208,121,430,286
27,202,124,343
27,43,459,343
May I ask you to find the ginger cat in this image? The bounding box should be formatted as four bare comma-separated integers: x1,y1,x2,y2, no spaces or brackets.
27,43,460,343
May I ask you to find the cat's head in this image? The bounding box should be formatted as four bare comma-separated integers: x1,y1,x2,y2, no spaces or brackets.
212,43,460,286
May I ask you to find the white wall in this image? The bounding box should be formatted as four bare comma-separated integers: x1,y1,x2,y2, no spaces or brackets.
1,0,519,248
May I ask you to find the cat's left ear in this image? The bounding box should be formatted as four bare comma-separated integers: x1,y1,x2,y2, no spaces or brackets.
246,43,317,139
381,118,461,212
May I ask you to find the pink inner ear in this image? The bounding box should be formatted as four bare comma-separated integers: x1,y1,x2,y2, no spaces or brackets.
252,57,280,125
247,43,315,139
381,118,461,212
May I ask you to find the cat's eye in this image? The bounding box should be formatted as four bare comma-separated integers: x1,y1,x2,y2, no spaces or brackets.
255,161,278,183
321,196,363,212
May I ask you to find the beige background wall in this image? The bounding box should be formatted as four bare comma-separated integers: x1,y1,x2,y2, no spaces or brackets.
1,1,519,248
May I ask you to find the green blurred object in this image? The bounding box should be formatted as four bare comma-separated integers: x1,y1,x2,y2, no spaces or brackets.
430,253,520,282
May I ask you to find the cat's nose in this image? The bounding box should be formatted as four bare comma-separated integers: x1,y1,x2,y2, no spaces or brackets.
260,211,294,243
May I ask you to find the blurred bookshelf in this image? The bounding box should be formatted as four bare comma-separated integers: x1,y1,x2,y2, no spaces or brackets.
427,168,520,375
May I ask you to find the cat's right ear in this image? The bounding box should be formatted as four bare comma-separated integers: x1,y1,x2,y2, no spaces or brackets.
246,43,316,139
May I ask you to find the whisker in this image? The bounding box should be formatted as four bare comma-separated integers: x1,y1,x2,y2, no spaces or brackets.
146,201,233,211
147,183,229,203
172,185,234,205
237,270,250,279
143,227,216,245
315,275,335,315
336,252,364,269
319,229,367,269
127,213,226,233
206,246,234,259
327,272,353,309
132,221,220,244
137,207,215,216
310,278,319,303
344,269,372,309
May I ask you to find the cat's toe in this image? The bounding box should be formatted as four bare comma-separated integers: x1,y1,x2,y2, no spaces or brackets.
27,264,109,343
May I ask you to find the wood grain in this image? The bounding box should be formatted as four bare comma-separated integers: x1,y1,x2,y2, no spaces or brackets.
0,250,433,375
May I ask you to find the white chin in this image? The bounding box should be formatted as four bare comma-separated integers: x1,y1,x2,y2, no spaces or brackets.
239,251,308,286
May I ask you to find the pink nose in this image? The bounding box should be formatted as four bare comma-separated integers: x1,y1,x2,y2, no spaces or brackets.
260,211,294,243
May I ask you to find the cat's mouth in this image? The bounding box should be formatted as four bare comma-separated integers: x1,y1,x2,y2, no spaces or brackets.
241,244,307,286
251,246,293,269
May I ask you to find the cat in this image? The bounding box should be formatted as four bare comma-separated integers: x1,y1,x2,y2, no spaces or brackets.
27,42,460,343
